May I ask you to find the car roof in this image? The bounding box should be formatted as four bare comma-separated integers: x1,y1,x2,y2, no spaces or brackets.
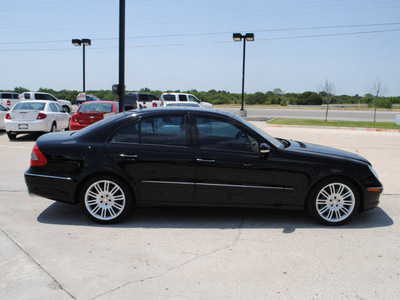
128,107,233,119
19,100,53,104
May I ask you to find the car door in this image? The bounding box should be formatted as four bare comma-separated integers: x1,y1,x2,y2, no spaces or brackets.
54,102,69,129
191,113,285,206
105,113,195,204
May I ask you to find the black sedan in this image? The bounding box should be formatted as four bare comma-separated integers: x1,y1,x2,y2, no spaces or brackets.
25,108,383,225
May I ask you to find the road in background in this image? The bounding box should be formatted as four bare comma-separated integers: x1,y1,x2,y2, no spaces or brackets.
222,107,399,122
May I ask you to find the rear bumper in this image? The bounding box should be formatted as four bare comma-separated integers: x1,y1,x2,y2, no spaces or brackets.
24,171,77,204
5,119,49,133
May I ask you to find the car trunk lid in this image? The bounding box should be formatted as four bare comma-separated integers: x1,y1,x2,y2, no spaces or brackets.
9,110,41,121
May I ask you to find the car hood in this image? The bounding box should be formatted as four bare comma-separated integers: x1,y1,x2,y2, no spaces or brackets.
285,139,370,165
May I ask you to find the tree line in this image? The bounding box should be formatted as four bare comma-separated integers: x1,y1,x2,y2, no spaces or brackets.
7,86,400,108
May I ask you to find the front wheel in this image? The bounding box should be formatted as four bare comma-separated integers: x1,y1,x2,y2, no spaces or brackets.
308,177,359,225
80,176,133,224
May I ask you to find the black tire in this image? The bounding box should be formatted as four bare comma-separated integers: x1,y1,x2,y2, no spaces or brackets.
307,177,359,225
7,132,17,140
50,123,57,132
79,175,133,224
63,106,71,114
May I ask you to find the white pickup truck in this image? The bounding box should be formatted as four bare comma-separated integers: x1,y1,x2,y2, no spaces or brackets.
0,92,20,109
18,92,73,113
154,93,213,108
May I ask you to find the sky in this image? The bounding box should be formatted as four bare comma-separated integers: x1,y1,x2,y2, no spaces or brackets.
1,0,400,96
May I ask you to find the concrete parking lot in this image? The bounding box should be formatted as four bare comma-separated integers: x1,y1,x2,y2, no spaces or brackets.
0,124,399,300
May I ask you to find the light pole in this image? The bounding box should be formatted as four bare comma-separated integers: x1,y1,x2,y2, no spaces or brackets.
233,33,254,117
72,38,91,93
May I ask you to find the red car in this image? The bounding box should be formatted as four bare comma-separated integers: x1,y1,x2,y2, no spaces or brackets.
69,101,119,130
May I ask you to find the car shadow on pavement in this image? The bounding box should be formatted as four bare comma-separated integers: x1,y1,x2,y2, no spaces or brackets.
6,133,42,141
37,202,393,232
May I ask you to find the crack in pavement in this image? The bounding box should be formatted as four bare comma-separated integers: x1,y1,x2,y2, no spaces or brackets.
0,226,77,299
91,216,246,300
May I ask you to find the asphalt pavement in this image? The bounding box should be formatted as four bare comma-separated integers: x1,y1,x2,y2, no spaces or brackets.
0,123,399,300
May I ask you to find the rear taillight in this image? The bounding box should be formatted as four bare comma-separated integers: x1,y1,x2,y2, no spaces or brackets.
37,113,47,120
152,102,158,107
5,113,11,120
31,144,48,166
7,100,11,106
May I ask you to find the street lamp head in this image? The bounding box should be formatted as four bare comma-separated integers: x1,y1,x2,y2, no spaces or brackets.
233,33,243,42
82,39,91,46
72,39,82,46
245,33,255,41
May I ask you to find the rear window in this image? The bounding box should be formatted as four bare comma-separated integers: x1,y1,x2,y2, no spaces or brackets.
125,94,138,101
163,95,176,101
79,103,114,113
13,102,46,111
0,93,12,99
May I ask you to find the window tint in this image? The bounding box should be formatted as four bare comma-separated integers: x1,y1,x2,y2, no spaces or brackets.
24,93,31,99
194,116,259,153
34,93,47,100
111,115,187,147
148,94,159,101
125,94,138,101
111,121,139,144
163,95,175,101
45,94,56,101
178,95,187,102
1,93,11,99
138,94,150,102
141,115,186,146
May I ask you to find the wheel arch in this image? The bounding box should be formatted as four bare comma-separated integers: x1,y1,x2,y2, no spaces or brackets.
74,171,139,205
305,174,365,212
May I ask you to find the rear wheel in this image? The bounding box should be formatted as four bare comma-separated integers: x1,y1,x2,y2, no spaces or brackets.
308,177,359,225
7,132,17,140
80,176,133,224
50,123,57,132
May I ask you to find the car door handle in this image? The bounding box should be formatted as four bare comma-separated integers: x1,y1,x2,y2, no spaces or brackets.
119,154,138,160
196,158,215,163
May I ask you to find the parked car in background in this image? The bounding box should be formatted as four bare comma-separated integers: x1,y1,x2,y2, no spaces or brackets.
25,108,382,225
69,101,119,130
158,93,213,108
5,100,70,140
75,93,102,106
124,93,159,110
19,92,73,113
0,104,9,130
0,92,19,109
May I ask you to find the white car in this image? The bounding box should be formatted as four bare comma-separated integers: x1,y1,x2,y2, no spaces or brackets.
4,100,70,140
0,104,9,130
158,93,213,109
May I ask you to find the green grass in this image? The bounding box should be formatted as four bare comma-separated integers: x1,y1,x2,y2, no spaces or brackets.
268,118,400,130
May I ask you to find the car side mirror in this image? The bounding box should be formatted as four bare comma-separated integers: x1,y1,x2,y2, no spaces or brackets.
259,143,271,156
